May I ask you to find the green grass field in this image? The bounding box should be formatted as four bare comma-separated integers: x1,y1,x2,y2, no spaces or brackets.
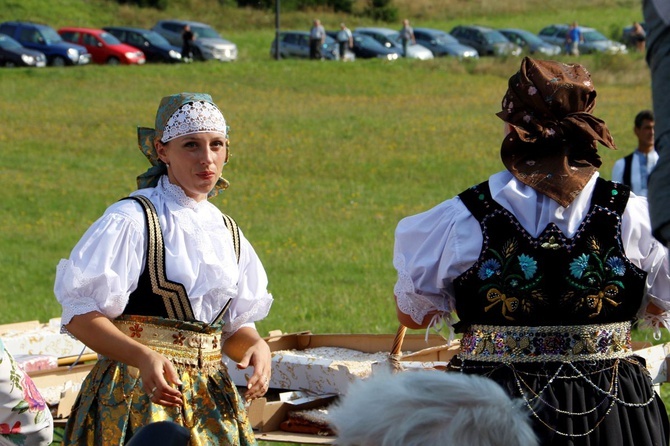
1,0,667,444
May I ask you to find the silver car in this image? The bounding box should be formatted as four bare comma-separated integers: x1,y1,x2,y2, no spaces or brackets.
538,24,627,55
499,28,561,56
354,27,434,60
152,19,237,61
270,31,344,60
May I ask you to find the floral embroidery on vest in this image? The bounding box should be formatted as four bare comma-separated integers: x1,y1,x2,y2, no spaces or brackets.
564,236,625,318
478,238,544,321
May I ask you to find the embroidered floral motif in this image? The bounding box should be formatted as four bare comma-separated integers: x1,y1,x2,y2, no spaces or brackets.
173,331,186,346
565,236,624,318
460,322,633,362
129,323,143,338
477,239,544,321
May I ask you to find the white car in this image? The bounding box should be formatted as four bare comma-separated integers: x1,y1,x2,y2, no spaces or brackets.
152,19,237,61
354,27,434,60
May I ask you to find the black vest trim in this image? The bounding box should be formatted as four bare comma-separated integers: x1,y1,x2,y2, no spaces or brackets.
622,153,634,188
123,196,195,321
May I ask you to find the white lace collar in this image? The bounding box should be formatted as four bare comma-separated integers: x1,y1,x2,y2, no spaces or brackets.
158,175,206,210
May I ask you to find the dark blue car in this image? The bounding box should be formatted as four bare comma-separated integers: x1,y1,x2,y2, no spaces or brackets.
0,21,90,66
103,26,182,63
0,33,47,67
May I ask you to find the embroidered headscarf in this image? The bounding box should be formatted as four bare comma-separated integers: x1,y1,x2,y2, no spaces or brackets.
137,92,230,198
497,57,617,207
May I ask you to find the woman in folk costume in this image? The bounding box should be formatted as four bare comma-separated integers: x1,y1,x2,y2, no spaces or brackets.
393,58,670,445
55,93,273,445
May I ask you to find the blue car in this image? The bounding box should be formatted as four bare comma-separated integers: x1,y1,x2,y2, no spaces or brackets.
0,21,90,66
103,26,182,63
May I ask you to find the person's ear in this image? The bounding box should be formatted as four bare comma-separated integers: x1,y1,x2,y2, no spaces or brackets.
156,140,168,164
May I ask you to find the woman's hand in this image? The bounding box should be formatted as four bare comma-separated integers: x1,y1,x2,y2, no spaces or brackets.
66,312,183,407
223,327,272,401
136,349,184,407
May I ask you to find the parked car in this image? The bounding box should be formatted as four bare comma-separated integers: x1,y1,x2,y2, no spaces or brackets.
58,27,145,65
324,30,385,60
0,21,90,66
103,26,182,63
354,27,434,60
0,33,47,67
270,30,346,60
538,24,628,54
498,28,561,56
152,19,237,61
349,32,399,60
450,25,522,57
412,27,479,59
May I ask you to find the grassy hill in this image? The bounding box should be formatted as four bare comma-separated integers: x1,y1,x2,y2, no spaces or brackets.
1,1,664,444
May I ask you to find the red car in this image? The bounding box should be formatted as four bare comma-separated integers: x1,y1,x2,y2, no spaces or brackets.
58,27,145,65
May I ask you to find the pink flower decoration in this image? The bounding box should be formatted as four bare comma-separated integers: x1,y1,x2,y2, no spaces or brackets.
20,374,47,412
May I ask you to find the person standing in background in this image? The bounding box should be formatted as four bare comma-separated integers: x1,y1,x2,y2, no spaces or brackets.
399,19,415,57
310,19,326,60
611,110,658,196
565,21,583,55
181,24,195,62
336,23,353,61
644,0,670,247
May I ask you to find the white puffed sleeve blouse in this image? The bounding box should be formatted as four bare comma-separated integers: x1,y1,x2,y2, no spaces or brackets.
393,170,670,335
55,176,273,340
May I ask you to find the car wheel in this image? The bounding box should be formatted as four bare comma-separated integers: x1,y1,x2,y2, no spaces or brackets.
107,57,120,65
4,61,16,67
193,47,204,61
51,56,66,67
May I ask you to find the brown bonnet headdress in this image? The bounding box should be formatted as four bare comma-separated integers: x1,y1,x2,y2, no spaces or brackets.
497,57,617,207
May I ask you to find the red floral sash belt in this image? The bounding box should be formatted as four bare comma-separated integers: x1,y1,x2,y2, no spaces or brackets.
113,315,223,372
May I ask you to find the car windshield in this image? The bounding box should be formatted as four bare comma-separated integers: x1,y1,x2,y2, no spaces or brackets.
582,30,608,42
511,30,544,45
99,31,122,45
354,34,386,49
431,32,458,45
144,31,170,46
39,26,64,44
191,25,221,39
0,35,22,49
483,30,509,44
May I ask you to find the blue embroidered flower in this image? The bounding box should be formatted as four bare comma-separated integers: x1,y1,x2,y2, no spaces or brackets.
606,257,626,276
569,254,590,279
478,259,501,280
517,254,537,280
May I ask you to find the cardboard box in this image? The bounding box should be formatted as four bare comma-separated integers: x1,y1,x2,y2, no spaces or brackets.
632,340,670,384
28,362,95,421
0,318,93,359
225,331,457,395
248,391,337,444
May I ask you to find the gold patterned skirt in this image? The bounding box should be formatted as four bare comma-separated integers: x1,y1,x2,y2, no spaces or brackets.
62,315,257,446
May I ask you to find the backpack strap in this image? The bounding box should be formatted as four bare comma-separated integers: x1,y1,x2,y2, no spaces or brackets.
222,213,240,264
622,152,634,188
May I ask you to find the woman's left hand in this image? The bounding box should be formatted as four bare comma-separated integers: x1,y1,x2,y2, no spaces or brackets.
223,327,272,401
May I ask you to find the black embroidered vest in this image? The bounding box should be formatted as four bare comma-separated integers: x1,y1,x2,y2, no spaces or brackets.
121,195,239,324
452,178,646,332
